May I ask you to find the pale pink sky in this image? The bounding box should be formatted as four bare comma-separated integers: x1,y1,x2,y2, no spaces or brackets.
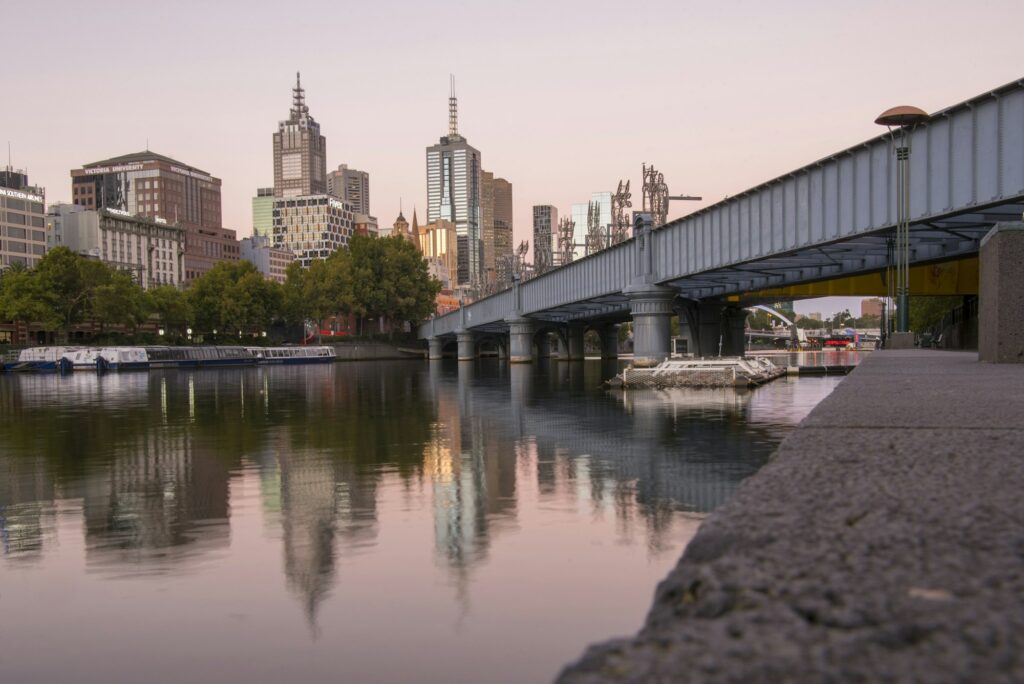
4,0,1022,314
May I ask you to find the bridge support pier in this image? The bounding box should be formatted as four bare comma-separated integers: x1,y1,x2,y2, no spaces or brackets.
626,285,676,367
536,332,552,359
428,337,444,361
456,330,476,362
599,324,620,359
506,317,535,364
722,305,749,357
564,324,585,361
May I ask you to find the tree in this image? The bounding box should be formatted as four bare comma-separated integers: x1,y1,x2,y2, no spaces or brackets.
147,285,192,336
0,266,55,329
91,270,148,331
188,261,282,336
348,235,440,336
909,296,961,333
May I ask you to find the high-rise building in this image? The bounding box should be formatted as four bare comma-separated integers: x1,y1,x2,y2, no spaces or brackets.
0,169,46,269
270,74,351,266
493,178,513,286
570,191,612,260
252,187,274,238
326,164,370,216
272,196,353,268
532,205,557,274
69,150,237,283
426,82,482,288
861,298,883,318
240,234,295,284
417,218,457,291
273,73,327,198
480,172,513,285
57,207,185,289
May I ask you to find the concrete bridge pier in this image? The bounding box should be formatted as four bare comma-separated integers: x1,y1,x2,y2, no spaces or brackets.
456,330,477,362
626,285,676,367
599,324,620,359
427,337,444,361
536,332,552,359
564,324,585,361
722,305,749,356
506,317,535,363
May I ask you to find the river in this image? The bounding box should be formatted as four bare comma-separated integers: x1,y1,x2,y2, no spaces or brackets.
0,356,853,683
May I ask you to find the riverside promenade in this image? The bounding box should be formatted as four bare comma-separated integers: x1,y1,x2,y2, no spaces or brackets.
558,350,1024,683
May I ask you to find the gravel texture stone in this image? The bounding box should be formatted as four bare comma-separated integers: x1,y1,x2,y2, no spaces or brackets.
556,351,1024,684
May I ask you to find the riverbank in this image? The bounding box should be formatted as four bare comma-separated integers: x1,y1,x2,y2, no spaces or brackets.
557,350,1024,683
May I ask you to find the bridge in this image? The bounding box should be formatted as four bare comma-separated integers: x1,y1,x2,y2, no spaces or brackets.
419,78,1024,365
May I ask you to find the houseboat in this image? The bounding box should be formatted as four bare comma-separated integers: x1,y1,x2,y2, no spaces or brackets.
3,347,78,372
143,346,258,369
245,346,336,365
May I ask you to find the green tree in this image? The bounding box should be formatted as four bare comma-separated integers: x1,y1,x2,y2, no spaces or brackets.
0,265,55,328
349,235,440,336
909,296,961,332
91,270,148,331
188,261,281,336
146,285,192,336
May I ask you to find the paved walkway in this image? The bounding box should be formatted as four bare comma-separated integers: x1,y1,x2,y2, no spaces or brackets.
557,351,1024,683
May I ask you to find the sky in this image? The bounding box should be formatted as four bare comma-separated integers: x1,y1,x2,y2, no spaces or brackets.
3,0,1023,316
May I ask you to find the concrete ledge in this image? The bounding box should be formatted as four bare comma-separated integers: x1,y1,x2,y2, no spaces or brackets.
557,351,1024,683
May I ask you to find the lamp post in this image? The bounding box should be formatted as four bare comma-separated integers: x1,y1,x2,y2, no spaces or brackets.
875,105,929,335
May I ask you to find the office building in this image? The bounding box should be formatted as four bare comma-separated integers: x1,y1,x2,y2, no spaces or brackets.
861,298,884,319
274,73,326,198
272,195,353,268
426,83,482,287
570,191,612,260
252,187,274,238
58,207,184,289
326,164,370,215
69,150,237,283
532,205,557,273
417,218,457,290
0,170,46,269
480,172,513,285
240,234,295,284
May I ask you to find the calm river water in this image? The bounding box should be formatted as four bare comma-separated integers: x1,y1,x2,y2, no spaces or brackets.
0,357,853,683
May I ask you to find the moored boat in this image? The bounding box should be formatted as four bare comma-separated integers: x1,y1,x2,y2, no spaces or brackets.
245,346,336,364
144,346,258,368
3,347,78,372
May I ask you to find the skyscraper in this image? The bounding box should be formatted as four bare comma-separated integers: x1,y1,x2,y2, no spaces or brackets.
532,205,557,275
252,187,274,238
426,80,482,288
480,172,513,285
270,74,353,266
326,164,370,215
274,73,327,198
492,176,513,282
570,191,612,259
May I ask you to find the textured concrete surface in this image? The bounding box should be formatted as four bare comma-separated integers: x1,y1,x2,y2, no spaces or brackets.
980,222,1024,363
557,351,1024,684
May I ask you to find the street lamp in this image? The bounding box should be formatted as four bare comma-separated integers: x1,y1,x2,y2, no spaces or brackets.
875,105,929,337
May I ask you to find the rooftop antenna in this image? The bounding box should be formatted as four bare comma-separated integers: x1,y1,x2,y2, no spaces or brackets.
6,141,10,171
448,74,459,137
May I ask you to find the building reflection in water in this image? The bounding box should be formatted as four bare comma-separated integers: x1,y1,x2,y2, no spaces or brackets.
1,359,795,632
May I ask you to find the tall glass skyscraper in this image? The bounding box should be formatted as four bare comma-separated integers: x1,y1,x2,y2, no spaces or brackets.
426,85,481,288
570,191,612,259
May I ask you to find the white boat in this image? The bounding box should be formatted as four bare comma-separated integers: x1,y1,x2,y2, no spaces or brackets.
245,346,336,365
3,347,78,372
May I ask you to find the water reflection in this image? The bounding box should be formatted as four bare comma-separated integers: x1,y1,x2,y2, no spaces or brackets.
0,359,845,683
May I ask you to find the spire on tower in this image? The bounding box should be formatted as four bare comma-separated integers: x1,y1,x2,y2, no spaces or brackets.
292,71,307,118
448,74,459,138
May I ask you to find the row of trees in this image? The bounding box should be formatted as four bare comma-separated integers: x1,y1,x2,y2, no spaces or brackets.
0,235,441,342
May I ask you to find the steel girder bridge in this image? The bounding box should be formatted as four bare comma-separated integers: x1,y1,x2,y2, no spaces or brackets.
419,78,1024,364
